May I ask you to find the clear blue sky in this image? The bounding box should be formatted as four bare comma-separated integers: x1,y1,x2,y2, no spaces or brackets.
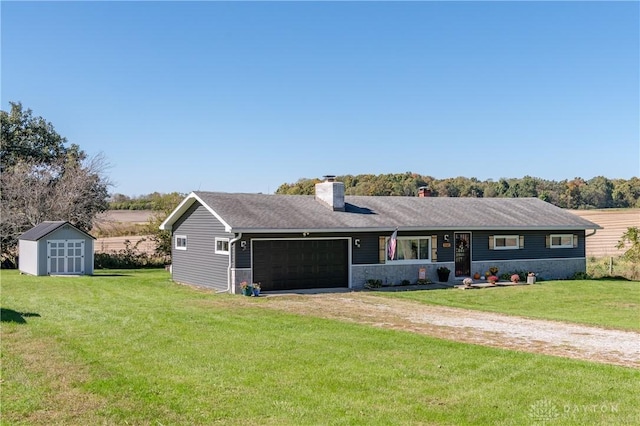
2,1,638,196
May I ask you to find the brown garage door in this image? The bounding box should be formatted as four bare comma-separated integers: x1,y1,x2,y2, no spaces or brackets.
253,239,348,291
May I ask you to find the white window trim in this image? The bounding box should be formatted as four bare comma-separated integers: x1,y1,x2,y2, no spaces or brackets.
492,235,520,250
175,235,187,251
550,234,574,249
386,236,432,263
215,237,230,255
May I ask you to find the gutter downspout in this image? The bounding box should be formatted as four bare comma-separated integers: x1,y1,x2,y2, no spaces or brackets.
222,233,243,294
585,229,597,238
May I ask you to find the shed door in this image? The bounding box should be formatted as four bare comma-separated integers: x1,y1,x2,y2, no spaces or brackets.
253,239,348,291
48,240,85,274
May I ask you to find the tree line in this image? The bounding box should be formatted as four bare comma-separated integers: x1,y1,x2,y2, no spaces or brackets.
109,192,185,211
276,173,640,209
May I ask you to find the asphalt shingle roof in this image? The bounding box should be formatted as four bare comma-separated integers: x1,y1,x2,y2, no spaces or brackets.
183,191,600,232
19,221,95,241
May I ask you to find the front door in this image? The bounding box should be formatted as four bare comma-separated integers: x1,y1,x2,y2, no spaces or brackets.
454,232,471,277
47,240,85,274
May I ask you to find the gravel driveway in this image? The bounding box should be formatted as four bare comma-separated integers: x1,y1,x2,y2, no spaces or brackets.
258,293,640,368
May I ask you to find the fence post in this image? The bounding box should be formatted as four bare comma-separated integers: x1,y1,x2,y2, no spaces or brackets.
609,257,613,275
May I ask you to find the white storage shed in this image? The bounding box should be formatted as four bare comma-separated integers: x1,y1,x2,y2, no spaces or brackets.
19,221,95,276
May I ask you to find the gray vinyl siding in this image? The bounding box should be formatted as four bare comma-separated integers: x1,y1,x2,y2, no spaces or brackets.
347,230,585,265
351,233,380,264
235,236,252,269
172,202,233,291
431,232,454,263
472,230,586,261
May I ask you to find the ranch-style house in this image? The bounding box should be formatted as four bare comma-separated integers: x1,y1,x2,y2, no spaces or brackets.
160,177,601,293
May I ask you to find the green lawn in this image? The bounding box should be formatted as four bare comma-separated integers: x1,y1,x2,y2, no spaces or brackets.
377,279,640,331
1,269,638,425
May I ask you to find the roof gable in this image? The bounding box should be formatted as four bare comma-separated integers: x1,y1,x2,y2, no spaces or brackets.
19,221,95,241
160,191,601,233
159,192,232,231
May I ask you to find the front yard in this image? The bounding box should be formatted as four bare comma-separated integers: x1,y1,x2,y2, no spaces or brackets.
379,278,640,331
1,269,638,425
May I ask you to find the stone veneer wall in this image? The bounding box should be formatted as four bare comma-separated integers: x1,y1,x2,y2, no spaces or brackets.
351,263,454,289
470,258,586,281
352,258,585,288
231,268,252,294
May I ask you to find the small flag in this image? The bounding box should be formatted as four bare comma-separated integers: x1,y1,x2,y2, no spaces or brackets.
388,229,398,260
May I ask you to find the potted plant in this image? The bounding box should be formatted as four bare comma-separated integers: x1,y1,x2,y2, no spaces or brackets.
487,275,498,285
488,266,499,276
240,281,253,296
437,266,451,282
527,272,537,284
510,274,520,284
462,278,473,288
252,282,261,296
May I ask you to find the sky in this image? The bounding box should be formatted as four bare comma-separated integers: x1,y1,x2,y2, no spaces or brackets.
2,1,639,196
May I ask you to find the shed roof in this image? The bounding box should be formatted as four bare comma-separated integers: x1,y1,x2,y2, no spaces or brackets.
19,221,95,241
160,191,601,233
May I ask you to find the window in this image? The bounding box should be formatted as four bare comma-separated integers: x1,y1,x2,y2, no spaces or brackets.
489,235,524,250
387,237,431,262
492,235,520,250
549,234,575,249
215,237,230,254
175,235,187,250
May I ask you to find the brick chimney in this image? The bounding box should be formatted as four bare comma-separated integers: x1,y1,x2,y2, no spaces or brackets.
315,175,345,211
418,186,432,197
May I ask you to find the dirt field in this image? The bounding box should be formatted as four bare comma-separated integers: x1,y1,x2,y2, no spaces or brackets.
94,210,156,254
95,210,154,225
94,236,156,254
569,209,639,258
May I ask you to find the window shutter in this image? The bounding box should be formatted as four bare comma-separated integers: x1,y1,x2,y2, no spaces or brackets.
546,235,550,248
488,236,494,250
519,235,525,249
573,234,578,248
431,235,437,262
379,237,386,264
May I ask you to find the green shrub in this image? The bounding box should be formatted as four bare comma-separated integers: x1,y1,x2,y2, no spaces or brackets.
364,279,382,289
95,239,167,269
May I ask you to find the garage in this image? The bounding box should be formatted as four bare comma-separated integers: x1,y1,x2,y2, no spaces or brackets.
253,239,349,291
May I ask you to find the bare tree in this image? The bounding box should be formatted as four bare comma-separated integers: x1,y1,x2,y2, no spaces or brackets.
0,155,111,267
